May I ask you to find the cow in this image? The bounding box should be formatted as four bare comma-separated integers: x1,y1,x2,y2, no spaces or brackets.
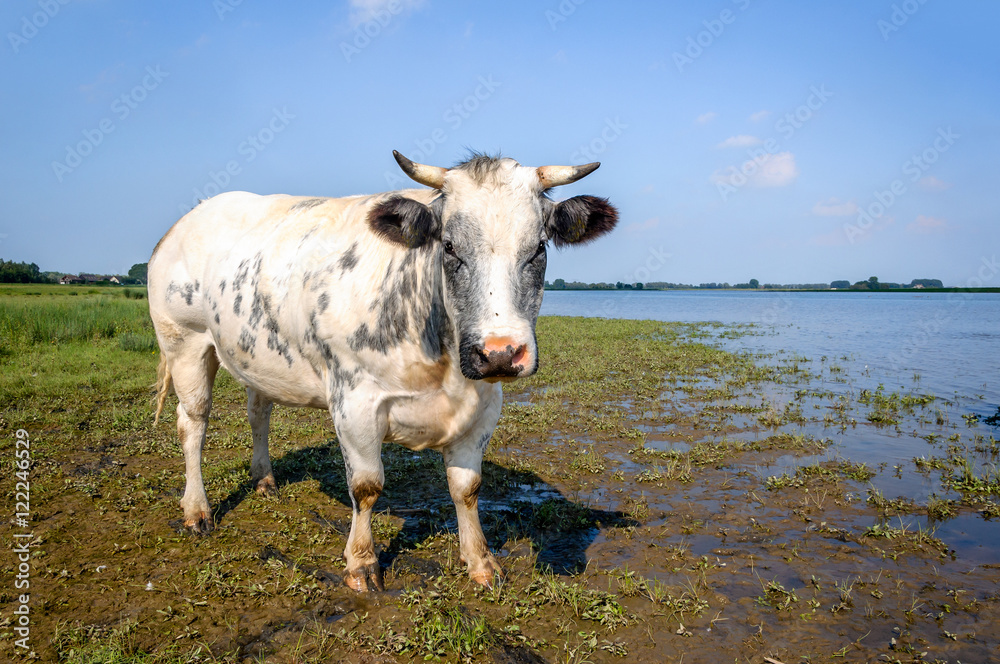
148,151,618,591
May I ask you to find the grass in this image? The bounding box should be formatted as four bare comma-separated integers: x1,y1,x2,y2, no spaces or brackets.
756,578,800,612
0,285,153,348
863,518,949,557
859,384,935,427
400,587,497,661
765,460,875,492
0,285,158,405
604,565,710,623
528,571,632,629
53,620,210,664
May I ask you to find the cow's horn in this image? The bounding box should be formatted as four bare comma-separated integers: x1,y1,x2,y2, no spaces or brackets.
393,150,447,189
537,162,600,188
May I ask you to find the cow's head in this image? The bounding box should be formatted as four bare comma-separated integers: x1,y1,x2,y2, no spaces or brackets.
369,151,618,382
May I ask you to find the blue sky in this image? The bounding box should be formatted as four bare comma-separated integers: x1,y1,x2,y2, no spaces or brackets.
2,0,998,286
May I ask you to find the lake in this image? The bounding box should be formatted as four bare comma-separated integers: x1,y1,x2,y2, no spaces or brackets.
541,289,1000,414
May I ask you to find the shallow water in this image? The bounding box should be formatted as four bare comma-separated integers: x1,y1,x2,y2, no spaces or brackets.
541,289,1000,463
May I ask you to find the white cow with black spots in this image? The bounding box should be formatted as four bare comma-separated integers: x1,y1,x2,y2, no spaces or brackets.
148,151,618,590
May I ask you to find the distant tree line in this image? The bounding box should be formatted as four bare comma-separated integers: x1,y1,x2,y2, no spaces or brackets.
0,259,46,283
0,260,148,285
545,276,946,291
832,276,944,290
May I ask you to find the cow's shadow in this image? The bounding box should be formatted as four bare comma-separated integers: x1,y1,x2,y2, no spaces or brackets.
213,440,635,576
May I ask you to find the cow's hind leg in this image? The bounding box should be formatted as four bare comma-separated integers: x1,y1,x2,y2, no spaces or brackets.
247,388,278,496
171,341,220,534
445,437,503,587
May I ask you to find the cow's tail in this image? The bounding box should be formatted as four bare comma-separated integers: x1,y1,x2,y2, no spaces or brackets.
154,355,172,425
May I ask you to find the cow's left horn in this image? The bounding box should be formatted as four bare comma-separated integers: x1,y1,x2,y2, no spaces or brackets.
537,162,600,188
393,150,447,189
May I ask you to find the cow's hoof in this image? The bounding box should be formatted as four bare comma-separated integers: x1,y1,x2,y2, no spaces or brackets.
469,566,504,588
461,552,504,588
255,475,279,497
183,513,214,535
344,563,384,592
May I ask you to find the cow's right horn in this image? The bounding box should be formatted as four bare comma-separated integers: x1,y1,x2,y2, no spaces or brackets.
393,151,447,189
537,162,601,188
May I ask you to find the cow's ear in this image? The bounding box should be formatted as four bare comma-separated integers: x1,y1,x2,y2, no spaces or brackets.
367,196,441,248
548,195,619,247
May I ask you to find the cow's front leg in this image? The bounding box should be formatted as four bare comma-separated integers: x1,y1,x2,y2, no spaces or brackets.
344,470,384,591
444,433,503,587
334,400,387,592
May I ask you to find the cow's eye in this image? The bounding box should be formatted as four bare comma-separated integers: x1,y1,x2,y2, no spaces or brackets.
531,241,546,261
443,240,456,255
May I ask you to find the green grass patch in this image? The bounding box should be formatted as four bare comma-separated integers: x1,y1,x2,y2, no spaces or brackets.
0,285,154,349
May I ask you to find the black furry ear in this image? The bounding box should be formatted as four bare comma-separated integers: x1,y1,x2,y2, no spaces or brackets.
367,196,441,248
548,195,619,247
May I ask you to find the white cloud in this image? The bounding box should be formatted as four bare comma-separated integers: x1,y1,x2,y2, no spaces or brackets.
754,152,799,187
710,151,799,189
348,0,423,27
812,197,859,217
716,135,762,149
748,110,771,123
919,175,952,192
695,112,718,125
907,215,949,234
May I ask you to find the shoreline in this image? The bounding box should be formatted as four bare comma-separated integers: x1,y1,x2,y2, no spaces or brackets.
544,286,1000,293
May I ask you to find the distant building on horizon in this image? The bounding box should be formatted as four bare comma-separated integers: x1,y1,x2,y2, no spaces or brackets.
59,273,121,285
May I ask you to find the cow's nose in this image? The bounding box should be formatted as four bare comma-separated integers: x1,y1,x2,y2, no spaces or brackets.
470,336,528,378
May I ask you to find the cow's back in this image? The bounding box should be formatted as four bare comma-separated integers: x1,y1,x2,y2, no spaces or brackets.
148,189,443,409
149,191,364,298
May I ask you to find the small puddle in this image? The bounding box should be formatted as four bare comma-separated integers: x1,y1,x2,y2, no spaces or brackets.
929,512,1000,565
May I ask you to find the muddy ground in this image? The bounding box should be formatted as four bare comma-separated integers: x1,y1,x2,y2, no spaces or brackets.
2,316,999,663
